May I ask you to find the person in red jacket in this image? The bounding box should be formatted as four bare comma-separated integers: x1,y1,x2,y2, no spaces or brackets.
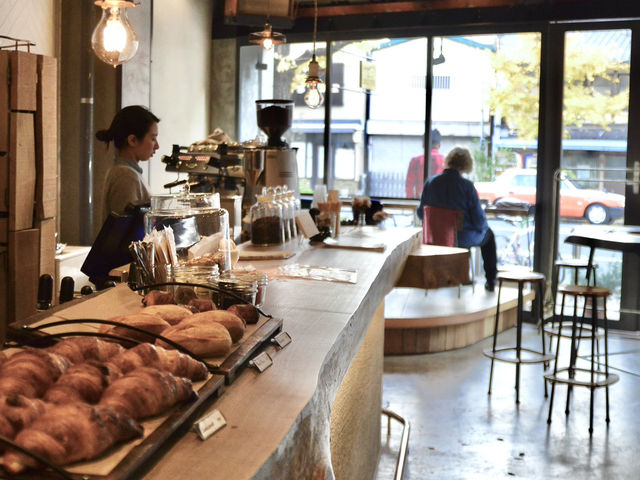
405,129,444,198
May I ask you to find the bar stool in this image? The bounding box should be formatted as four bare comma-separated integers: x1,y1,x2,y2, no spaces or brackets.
545,285,619,434
484,270,554,403
545,259,600,354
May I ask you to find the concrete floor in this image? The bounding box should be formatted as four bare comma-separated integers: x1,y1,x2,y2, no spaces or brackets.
376,325,640,480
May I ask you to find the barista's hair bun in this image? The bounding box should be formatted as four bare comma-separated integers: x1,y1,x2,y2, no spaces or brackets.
95,129,113,143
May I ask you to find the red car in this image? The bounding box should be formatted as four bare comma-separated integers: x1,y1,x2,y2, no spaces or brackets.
475,168,625,224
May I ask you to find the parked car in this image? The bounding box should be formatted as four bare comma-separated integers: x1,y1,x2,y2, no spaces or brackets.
475,168,625,224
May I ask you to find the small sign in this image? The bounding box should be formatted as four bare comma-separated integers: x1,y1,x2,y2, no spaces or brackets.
249,351,273,373
271,331,292,349
296,211,320,238
360,61,376,91
194,409,226,441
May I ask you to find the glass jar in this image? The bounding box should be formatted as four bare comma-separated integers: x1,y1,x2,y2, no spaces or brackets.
285,190,299,238
211,276,258,309
144,192,232,272
250,194,285,246
166,264,219,303
274,186,291,241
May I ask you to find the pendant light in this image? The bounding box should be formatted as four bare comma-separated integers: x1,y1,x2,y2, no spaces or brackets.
91,0,139,67
249,0,285,51
304,0,324,109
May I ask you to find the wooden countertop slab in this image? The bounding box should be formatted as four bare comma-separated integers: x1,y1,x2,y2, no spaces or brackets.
144,227,420,479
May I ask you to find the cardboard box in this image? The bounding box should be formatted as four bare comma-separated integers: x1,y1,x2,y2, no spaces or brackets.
0,153,6,212
7,228,39,324
8,111,36,231
0,52,9,153
35,55,58,219
0,244,7,343
9,51,37,112
0,215,6,243
36,217,56,279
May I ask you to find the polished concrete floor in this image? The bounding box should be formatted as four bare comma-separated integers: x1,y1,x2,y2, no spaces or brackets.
376,324,640,480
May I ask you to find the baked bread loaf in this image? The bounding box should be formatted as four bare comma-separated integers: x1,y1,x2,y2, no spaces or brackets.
99,313,170,343
157,320,232,357
227,304,260,325
107,343,208,381
142,289,175,306
140,304,193,325
2,403,142,473
188,298,216,313
180,310,245,343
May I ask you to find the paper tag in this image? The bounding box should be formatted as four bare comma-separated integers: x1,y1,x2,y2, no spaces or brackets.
295,211,320,238
271,331,292,349
194,409,226,441
249,351,273,372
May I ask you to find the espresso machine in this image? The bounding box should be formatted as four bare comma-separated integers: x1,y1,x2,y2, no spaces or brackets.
243,99,299,209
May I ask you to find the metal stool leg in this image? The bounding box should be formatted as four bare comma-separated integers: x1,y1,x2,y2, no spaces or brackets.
565,294,580,416
488,279,503,395
589,293,596,435
548,292,566,425
538,280,549,397
515,282,524,404
604,296,611,424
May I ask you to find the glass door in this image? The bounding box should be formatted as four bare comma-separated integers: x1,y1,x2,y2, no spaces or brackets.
558,28,631,323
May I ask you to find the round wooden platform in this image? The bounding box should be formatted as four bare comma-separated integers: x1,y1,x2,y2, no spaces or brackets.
384,284,536,355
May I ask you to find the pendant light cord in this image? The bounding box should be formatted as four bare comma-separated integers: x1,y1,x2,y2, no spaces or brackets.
312,0,318,58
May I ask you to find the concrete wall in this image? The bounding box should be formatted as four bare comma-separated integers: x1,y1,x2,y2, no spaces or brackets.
0,0,58,57
147,0,214,194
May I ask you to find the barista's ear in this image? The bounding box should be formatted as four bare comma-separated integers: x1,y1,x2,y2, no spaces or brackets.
127,134,138,147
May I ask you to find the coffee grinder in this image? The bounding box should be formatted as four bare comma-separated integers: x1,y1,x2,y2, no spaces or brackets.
243,99,299,209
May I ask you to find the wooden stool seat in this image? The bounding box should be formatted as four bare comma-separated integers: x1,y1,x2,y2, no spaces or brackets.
545,285,617,434
558,285,609,297
497,271,545,284
484,270,548,404
555,258,597,269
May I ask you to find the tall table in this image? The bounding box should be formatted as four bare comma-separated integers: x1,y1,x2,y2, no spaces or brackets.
564,225,640,329
564,225,640,280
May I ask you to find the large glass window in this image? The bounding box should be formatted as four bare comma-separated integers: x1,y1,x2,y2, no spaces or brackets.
430,33,541,273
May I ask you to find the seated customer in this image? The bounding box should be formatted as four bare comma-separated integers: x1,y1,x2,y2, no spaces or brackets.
417,147,498,291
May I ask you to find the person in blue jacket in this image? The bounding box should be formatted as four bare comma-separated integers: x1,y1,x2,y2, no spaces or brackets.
417,146,498,291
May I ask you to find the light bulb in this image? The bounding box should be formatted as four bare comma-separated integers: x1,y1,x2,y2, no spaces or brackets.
304,83,324,109
304,56,324,109
91,1,139,67
262,37,274,50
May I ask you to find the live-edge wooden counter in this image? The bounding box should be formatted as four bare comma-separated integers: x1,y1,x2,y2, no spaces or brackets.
143,227,420,480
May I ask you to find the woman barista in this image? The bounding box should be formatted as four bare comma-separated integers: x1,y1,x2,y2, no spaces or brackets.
97,105,160,221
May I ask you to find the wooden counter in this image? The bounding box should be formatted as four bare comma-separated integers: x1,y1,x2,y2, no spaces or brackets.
140,226,420,479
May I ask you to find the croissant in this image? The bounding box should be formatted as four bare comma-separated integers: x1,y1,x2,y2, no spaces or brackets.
47,337,125,364
2,403,143,474
107,343,208,381
43,361,122,405
0,395,48,440
100,367,196,420
0,350,70,398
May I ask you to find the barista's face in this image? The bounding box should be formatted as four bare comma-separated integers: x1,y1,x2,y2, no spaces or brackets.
128,122,159,162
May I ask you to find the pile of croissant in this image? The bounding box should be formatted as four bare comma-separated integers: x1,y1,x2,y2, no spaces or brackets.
0,337,209,474
98,291,261,357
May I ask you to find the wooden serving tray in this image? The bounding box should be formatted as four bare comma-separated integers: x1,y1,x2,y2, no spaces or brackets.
3,285,284,479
